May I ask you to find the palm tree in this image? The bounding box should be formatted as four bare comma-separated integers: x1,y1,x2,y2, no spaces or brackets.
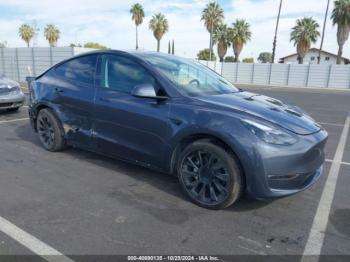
149,13,169,52
213,24,230,62
44,24,60,47
18,24,35,47
201,2,224,62
130,3,145,50
230,19,252,62
331,0,350,64
290,17,320,64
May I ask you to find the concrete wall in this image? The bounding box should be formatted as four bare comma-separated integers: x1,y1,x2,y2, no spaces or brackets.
0,47,95,82
200,61,350,89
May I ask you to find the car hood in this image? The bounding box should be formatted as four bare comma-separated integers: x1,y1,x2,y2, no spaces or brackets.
194,91,321,135
0,76,19,88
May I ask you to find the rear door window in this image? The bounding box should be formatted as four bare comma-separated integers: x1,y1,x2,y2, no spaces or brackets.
55,55,97,84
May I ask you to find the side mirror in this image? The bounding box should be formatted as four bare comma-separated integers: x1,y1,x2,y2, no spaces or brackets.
131,84,168,100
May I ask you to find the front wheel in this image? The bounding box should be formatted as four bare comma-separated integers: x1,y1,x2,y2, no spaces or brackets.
177,140,243,209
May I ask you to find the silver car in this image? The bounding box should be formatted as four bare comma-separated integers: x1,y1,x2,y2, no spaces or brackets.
0,74,25,112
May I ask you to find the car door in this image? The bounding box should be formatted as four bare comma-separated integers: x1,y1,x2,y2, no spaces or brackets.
93,54,171,169
52,54,98,148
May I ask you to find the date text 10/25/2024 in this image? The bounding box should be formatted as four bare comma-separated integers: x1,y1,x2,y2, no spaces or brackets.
127,256,220,261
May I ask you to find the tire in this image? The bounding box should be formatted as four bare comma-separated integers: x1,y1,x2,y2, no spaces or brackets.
7,107,20,112
36,108,66,152
177,139,243,209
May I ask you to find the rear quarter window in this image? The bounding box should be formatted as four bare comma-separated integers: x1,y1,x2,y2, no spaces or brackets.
55,55,97,84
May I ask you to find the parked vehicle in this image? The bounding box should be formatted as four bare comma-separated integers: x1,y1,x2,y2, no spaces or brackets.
28,50,328,209
0,74,25,112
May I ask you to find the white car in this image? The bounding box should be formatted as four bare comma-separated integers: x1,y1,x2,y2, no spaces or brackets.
0,74,25,112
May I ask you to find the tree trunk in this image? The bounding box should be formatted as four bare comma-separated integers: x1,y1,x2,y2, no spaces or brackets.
234,51,239,62
337,44,343,64
136,25,139,50
233,43,243,63
209,21,214,62
26,41,29,48
157,40,160,52
209,33,213,62
217,43,227,64
336,25,350,64
298,56,303,64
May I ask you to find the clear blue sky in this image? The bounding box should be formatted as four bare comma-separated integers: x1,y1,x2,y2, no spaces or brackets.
0,0,347,60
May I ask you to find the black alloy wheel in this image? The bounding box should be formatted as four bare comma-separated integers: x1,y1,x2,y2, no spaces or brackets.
36,109,66,152
178,139,243,209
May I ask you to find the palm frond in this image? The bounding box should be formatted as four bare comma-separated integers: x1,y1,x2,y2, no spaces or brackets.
201,1,224,33
130,3,145,26
149,13,169,40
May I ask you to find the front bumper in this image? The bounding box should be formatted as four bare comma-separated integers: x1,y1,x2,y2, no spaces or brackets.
0,92,25,110
243,129,328,199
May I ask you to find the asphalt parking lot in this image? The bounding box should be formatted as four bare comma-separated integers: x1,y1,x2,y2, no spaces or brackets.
0,86,349,260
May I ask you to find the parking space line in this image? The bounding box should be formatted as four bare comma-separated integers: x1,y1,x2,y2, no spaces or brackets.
302,116,350,259
325,159,350,166
319,122,345,127
0,216,74,262
0,118,29,124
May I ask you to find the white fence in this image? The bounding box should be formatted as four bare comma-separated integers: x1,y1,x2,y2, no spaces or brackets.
0,47,94,82
1,50,349,89
201,60,350,89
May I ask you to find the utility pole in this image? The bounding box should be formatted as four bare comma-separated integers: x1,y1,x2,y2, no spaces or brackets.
32,20,40,47
271,0,283,64
318,0,330,64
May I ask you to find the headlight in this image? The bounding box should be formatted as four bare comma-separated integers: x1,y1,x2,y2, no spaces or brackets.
242,119,297,146
9,85,21,95
0,84,21,95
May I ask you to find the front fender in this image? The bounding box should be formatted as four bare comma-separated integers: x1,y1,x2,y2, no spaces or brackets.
166,103,263,191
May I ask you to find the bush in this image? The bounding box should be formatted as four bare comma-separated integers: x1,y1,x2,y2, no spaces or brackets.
242,58,254,63
84,42,108,49
224,56,235,62
197,48,216,61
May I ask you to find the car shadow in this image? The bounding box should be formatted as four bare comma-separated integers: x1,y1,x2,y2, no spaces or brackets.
0,109,18,115
15,123,273,212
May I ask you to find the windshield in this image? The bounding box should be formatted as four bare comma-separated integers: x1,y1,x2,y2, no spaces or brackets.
140,53,240,96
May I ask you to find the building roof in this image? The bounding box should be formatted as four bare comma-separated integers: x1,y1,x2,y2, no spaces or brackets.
280,48,350,62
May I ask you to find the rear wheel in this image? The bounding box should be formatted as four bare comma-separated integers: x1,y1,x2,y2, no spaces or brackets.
36,109,66,152
177,140,243,209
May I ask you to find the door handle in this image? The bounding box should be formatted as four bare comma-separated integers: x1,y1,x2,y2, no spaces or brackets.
54,87,64,93
99,97,110,102
169,118,183,126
